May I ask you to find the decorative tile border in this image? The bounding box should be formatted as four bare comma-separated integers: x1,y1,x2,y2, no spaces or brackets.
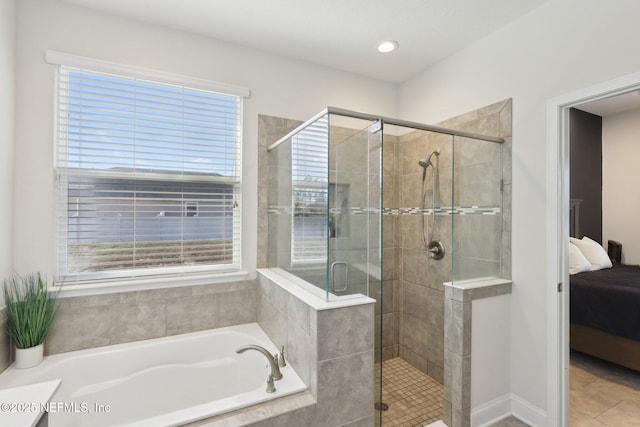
268,206,501,216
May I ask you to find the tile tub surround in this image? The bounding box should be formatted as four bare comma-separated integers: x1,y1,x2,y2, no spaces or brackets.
184,391,318,427
443,278,512,427
257,268,376,427
0,279,258,372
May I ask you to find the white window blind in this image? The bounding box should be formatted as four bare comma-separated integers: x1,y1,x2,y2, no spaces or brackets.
54,65,243,285
291,115,329,263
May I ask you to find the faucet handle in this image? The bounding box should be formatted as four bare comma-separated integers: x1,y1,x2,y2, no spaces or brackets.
266,373,276,393
279,346,287,367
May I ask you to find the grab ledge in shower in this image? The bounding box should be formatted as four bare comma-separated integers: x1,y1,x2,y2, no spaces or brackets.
266,106,505,152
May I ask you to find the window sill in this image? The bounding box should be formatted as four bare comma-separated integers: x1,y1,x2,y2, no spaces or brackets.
51,270,251,298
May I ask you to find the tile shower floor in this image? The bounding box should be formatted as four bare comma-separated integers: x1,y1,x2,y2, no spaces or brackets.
376,357,443,426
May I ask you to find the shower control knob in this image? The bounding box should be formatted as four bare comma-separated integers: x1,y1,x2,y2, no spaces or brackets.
427,240,445,260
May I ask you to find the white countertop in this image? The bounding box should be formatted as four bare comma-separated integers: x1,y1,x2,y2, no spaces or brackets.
0,379,61,427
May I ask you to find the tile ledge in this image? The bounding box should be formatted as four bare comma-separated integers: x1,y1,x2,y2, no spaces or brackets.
444,277,512,302
444,276,511,290
257,268,375,311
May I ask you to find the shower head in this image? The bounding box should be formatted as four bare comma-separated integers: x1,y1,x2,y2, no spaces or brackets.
418,149,440,168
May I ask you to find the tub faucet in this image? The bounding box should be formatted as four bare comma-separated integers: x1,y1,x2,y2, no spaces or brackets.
236,344,283,380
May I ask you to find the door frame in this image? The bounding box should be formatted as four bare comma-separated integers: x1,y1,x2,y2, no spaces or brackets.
546,71,640,426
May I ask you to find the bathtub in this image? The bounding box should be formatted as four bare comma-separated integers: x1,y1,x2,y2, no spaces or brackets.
0,323,306,427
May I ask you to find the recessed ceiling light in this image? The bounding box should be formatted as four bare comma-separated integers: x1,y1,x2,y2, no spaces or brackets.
377,40,399,53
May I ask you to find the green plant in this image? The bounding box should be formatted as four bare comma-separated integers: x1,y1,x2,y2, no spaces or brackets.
3,273,59,349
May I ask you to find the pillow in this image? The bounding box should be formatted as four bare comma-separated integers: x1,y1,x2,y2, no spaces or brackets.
570,236,613,271
569,242,592,275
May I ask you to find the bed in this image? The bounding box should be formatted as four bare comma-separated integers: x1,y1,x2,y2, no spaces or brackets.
570,240,640,371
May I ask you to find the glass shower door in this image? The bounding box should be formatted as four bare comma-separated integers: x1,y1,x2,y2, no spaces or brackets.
328,118,383,425
328,119,382,299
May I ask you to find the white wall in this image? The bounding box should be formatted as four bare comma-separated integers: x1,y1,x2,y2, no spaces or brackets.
602,108,640,265
471,294,511,421
399,0,640,422
0,0,15,305
13,0,397,278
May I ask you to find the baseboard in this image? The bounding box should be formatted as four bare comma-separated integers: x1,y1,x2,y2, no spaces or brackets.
471,394,512,427
471,393,546,427
511,393,546,427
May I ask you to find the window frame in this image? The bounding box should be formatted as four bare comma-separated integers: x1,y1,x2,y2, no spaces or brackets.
184,201,199,217
47,51,250,292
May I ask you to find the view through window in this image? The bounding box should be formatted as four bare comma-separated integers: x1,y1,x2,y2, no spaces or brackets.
54,66,242,284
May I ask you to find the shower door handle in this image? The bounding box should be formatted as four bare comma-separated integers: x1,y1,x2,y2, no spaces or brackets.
330,261,348,293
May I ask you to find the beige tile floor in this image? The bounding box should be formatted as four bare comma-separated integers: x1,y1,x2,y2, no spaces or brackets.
570,351,640,426
375,357,443,427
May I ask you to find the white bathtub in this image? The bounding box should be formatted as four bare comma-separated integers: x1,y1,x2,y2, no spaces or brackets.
0,323,306,427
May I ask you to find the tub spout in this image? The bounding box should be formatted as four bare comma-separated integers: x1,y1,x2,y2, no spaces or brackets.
236,344,283,380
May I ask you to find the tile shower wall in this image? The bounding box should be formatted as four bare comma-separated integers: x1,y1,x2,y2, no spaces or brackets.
394,129,452,384
379,134,401,362
258,115,303,271
392,99,512,383
444,100,513,282
0,280,257,372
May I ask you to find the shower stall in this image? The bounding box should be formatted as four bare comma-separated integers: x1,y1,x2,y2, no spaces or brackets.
266,106,507,426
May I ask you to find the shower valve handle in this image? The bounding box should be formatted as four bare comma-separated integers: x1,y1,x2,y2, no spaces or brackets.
427,240,445,260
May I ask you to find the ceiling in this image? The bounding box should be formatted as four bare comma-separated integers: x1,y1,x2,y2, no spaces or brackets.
63,0,548,83
576,90,640,117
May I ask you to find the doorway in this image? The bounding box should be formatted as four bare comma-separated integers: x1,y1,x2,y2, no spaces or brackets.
547,71,640,426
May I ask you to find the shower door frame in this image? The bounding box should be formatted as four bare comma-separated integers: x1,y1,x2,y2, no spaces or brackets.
267,107,504,152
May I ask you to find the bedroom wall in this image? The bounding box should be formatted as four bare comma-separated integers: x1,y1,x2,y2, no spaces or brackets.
602,107,640,265
398,0,640,423
569,108,602,243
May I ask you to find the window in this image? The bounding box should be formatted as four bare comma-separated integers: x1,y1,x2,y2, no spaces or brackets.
291,115,329,263
184,202,199,217
53,59,246,285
